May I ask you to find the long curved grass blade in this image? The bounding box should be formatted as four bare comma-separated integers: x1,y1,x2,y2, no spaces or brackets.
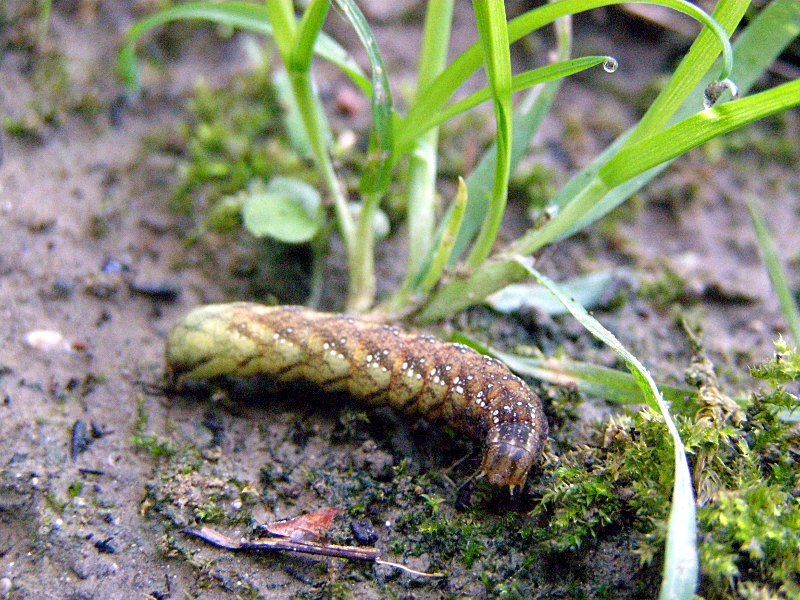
746,198,800,345
333,0,393,195
466,0,514,267
627,0,750,145
397,56,609,153
404,0,733,142
512,259,698,600
118,1,370,95
416,178,468,296
532,0,799,246
452,332,692,406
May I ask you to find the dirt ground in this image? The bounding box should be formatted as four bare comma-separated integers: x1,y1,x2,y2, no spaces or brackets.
1,1,798,599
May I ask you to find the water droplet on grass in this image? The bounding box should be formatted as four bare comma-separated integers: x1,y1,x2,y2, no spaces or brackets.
703,78,739,109
603,57,618,73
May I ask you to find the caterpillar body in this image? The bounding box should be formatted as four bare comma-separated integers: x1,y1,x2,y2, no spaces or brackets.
165,303,548,490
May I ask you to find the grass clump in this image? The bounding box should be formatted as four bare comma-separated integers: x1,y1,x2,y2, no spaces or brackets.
536,338,800,598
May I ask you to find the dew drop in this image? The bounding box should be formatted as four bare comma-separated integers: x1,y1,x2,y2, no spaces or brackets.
602,57,618,73
703,78,739,110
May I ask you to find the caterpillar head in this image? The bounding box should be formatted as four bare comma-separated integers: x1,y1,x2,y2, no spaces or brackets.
481,421,543,493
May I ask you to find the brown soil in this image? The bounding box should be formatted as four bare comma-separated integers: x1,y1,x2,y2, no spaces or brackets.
1,1,798,599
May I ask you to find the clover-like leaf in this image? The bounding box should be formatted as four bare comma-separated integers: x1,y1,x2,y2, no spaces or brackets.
242,177,322,244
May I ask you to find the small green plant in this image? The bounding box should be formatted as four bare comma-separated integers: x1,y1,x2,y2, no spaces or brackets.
537,338,800,598
119,1,800,597
121,0,800,319
131,396,176,458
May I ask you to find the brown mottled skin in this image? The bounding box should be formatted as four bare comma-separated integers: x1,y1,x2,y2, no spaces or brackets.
165,303,548,490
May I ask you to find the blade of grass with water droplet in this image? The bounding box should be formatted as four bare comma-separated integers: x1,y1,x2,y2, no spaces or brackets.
401,0,733,153
397,56,609,152
526,0,799,247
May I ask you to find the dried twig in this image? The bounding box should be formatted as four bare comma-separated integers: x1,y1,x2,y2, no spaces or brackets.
182,527,444,579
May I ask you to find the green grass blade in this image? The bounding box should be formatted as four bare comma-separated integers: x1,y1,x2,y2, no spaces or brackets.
511,77,800,256
598,79,800,189
331,0,394,312
273,70,332,159
628,0,749,145
497,351,693,406
534,0,800,246
405,0,455,281
415,256,532,322
404,0,733,142
416,255,532,322
265,0,297,60
467,0,514,267
513,259,698,600
446,12,572,269
333,0,393,195
417,178,468,296
290,0,331,72
397,56,609,153
746,198,800,345
118,1,370,95
452,332,692,406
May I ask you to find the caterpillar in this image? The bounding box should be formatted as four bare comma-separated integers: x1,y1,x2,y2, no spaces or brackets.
165,303,548,491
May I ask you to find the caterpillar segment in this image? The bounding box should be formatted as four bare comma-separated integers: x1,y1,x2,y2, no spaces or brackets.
165,302,548,490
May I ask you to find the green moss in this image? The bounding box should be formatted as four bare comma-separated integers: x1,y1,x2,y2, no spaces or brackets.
194,501,225,524
131,395,176,458
534,338,800,597
44,492,67,514
639,268,689,309
3,115,43,140
67,481,84,498
511,163,558,213
164,66,311,220
131,434,176,458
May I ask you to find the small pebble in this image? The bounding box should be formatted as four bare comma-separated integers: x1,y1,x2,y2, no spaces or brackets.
108,94,128,128
24,330,71,352
85,274,120,299
350,519,379,545
335,86,364,117
101,259,128,275
0,577,11,597
94,537,117,554
129,281,181,303
71,420,93,460
90,421,106,439
43,278,76,300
